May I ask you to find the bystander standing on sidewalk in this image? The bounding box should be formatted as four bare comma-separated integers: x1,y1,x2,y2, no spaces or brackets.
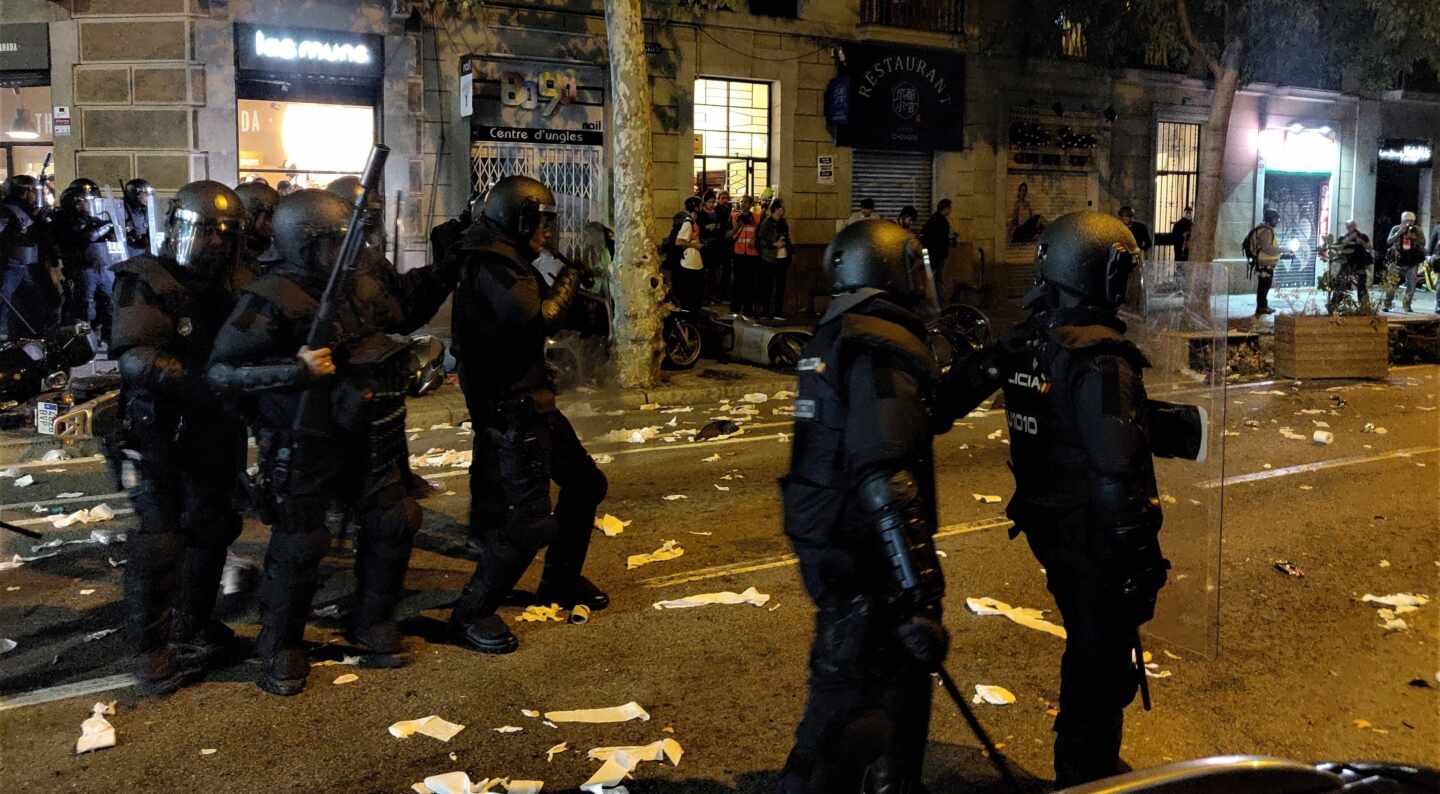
729,196,761,317
1384,210,1426,313
756,199,791,321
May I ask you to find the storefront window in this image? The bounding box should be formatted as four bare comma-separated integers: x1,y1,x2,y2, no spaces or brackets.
1,86,55,194
693,78,770,198
237,98,374,190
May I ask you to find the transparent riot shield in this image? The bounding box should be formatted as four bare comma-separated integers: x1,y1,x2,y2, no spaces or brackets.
146,188,164,256
96,187,128,266
1122,258,1229,659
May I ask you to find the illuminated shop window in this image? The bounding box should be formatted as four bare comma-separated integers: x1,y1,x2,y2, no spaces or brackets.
692,78,771,199
236,98,374,189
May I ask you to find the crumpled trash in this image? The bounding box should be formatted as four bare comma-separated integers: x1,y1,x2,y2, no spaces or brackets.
662,494,687,501
594,514,631,537
966,596,1067,639
987,430,1003,440
971,494,1002,504
389,715,466,742
13,474,34,488
1362,593,1430,608
83,628,120,642
599,426,663,444
543,701,650,724
517,604,566,623
494,725,524,734
75,702,116,754
410,449,473,469
592,454,614,465
653,587,770,610
581,738,684,792
1312,430,1334,445
0,638,16,655
1279,427,1307,441
546,742,569,762
333,673,359,685
701,453,721,463
1376,609,1410,632
972,685,1016,706
696,420,742,441
739,393,769,404
627,540,685,570
416,772,544,794
1273,560,1305,578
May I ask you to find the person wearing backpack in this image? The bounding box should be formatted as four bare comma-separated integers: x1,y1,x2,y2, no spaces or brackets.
1243,208,1281,316
664,196,705,310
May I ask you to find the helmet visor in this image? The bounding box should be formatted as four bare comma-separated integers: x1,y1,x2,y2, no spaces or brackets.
171,208,242,278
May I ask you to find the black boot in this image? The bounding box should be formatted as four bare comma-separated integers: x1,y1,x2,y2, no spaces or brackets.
174,545,237,668
1054,714,1123,787
134,643,207,697
258,647,310,696
449,580,518,654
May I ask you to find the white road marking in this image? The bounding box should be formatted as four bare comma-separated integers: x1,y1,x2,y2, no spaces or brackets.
0,454,106,471
0,673,136,712
639,515,1014,588
1198,446,1440,488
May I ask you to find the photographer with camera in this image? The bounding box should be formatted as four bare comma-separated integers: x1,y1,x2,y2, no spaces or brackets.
1384,211,1426,313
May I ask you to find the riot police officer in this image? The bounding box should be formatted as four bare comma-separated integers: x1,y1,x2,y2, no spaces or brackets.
0,175,46,338
234,181,280,283
447,175,608,654
57,182,120,341
122,178,154,259
778,219,954,794
208,189,455,695
947,211,1180,785
109,180,249,696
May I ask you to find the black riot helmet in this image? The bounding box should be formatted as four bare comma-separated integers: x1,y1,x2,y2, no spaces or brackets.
1028,210,1141,314
325,175,384,246
824,218,931,303
159,180,246,280
272,189,350,274
123,178,153,209
68,178,100,195
1,175,39,211
59,185,98,218
235,181,280,256
480,175,557,247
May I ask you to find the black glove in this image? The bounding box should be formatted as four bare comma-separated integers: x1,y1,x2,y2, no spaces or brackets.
895,614,949,667
1103,531,1170,627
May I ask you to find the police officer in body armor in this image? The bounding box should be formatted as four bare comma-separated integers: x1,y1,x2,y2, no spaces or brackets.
946,211,1187,785
778,219,956,794
109,180,249,696
122,178,154,259
208,189,455,695
0,175,48,337
234,181,280,285
57,182,120,341
447,175,608,654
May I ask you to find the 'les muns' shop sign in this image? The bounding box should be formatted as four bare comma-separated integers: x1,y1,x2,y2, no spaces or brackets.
234,24,385,80
835,44,965,151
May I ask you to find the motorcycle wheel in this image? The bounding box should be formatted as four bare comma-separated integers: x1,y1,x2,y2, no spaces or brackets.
664,315,702,370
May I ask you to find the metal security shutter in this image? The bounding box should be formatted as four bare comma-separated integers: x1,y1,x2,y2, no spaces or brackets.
852,149,932,221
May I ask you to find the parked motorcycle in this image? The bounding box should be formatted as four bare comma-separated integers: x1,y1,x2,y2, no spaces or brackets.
0,322,96,404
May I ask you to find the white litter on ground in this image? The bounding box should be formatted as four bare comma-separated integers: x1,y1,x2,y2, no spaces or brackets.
653,587,770,610
627,540,685,570
966,596,1067,639
547,742,569,762
494,726,524,734
13,475,34,488
517,604,566,623
987,430,1003,440
333,673,359,685
389,716,466,742
543,701,650,724
702,454,721,463
75,702,116,754
592,454,614,465
663,494,687,501
971,494,1002,504
581,738,683,792
599,426,663,444
49,503,117,529
1362,593,1430,608
0,638,16,655
739,393,769,403
594,514,631,537
972,685,1016,706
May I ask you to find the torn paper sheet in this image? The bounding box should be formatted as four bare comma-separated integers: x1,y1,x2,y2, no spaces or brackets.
420,772,476,794
1361,593,1430,608
594,514,631,537
587,738,684,767
599,426,663,444
1377,609,1410,632
389,715,466,742
592,454,614,465
522,709,540,718
653,586,770,610
966,596,1067,640
57,491,83,499
494,726,524,734
627,540,685,570
663,494,687,501
311,655,361,668
971,493,1001,504
701,453,721,463
0,638,16,655
75,702,116,754
13,474,34,488
517,603,566,623
502,782,544,794
83,628,119,642
972,685,1016,706
739,392,769,404
333,673,359,685
547,742,569,762
410,449,473,469
543,701,650,724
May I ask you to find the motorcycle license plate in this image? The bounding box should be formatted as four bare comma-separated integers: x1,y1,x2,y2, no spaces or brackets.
36,401,58,435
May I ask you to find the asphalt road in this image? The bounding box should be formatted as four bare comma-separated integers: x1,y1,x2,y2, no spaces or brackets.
0,366,1436,792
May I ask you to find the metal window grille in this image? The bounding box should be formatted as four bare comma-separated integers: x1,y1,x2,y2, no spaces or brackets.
859,0,964,33
852,149,932,223
1153,121,1200,279
469,141,607,261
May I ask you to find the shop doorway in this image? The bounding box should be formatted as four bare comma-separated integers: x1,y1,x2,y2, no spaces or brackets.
1263,172,1330,288
2,85,55,203
470,141,606,261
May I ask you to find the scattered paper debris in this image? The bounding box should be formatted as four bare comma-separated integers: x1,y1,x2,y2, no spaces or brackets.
1279,427,1307,441
971,493,1002,504
582,738,683,792
547,742,569,762
83,628,119,642
389,716,466,742
313,604,342,618
592,454,614,465
639,403,661,411
0,638,16,654
972,685,1016,706
1312,430,1334,446
987,430,1003,440
75,702,116,754
78,589,95,595
600,426,663,444
332,673,359,685
1163,650,1183,661
687,531,712,537
1379,560,1391,568
653,587,771,610
200,748,216,756
544,701,650,724
587,738,684,766
739,393,769,404
713,483,730,492
594,514,631,537
701,454,721,463
1299,485,1314,491
494,726,524,734
1144,668,1174,679
410,449,473,469
1312,420,1330,429
627,540,685,570
1362,593,1430,608
1273,560,1304,578
518,604,566,623
57,492,84,499
13,475,34,488
42,449,67,463
662,494,687,501
660,406,694,414
522,709,540,718
1377,609,1409,632
311,655,361,668
966,596,1067,639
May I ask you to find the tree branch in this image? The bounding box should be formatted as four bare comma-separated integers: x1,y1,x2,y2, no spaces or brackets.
1175,0,1220,77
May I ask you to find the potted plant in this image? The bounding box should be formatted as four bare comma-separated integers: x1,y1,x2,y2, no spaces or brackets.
1272,235,1389,380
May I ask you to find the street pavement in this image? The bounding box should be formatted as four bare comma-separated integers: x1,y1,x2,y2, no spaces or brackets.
0,366,1436,792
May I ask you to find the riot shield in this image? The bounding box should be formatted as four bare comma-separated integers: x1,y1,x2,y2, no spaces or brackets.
95,187,128,266
1122,258,1229,659
146,188,164,256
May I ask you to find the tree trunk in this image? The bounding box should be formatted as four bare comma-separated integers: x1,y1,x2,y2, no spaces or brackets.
604,0,665,388
1187,37,1244,316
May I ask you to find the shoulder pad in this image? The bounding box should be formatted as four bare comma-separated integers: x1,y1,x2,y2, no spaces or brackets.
241,274,318,321
840,313,939,382
1049,325,1150,369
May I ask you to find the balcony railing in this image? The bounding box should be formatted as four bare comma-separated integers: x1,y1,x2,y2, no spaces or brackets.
859,0,965,34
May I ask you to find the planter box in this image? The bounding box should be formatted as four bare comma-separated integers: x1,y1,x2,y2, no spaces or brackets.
1274,314,1388,380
